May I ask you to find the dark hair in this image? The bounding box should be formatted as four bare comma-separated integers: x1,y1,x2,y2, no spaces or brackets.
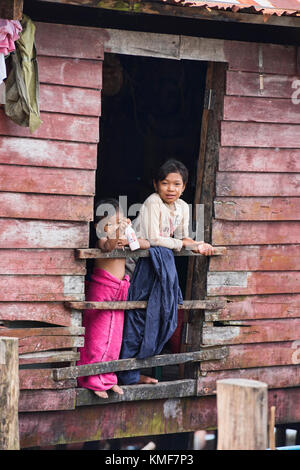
94,198,122,224
154,159,189,185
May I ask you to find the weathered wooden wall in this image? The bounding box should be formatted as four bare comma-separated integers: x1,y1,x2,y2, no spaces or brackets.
0,22,103,413
200,43,300,398
1,22,299,445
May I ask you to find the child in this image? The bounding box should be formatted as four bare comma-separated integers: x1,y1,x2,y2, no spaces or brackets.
134,159,215,256
77,198,150,399
118,159,215,385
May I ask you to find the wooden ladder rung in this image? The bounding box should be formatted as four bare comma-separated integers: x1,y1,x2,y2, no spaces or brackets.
65,299,226,311
52,346,228,381
76,246,226,259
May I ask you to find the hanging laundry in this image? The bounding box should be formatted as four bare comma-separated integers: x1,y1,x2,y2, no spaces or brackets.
0,18,22,103
0,19,22,55
5,15,42,133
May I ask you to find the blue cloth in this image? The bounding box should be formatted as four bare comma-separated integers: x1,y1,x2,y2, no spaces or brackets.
118,246,183,384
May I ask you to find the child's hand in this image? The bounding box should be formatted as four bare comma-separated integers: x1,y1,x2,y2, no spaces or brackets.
118,218,131,238
192,242,215,256
116,239,129,249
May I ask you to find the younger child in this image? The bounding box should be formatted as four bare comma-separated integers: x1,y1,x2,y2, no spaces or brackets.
77,198,150,398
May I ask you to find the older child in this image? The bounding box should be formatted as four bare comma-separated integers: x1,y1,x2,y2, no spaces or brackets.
134,159,214,255
119,160,214,385
77,198,150,398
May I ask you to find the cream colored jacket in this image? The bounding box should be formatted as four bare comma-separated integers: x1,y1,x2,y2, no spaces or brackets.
133,192,190,250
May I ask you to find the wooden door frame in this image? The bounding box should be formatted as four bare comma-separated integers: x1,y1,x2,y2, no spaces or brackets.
100,28,227,378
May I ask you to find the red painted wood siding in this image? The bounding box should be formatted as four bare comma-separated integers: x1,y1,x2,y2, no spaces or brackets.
0,23,103,395
204,42,300,396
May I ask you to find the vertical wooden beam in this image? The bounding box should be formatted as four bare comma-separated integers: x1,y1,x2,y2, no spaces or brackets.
0,337,20,450
0,0,24,20
217,378,268,450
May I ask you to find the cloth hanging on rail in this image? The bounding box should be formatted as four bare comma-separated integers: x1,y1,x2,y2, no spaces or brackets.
4,15,42,133
118,246,182,385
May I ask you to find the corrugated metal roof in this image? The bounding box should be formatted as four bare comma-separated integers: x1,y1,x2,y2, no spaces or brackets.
161,0,300,16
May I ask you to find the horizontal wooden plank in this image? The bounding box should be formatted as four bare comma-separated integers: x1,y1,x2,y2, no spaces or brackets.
40,84,101,116
202,319,300,345
19,369,76,390
226,71,300,99
0,302,80,326
38,56,102,89
214,197,300,221
0,249,85,275
224,96,300,124
0,275,84,301
18,335,83,355
0,326,84,338
200,341,300,371
207,271,300,295
197,365,300,395
0,219,89,248
221,122,300,148
104,28,180,59
205,294,300,322
0,165,95,196
209,245,300,271
0,193,94,221
18,388,300,447
35,22,104,60
76,380,197,406
19,389,76,412
224,42,297,75
0,137,97,169
219,147,300,173
19,350,80,365
76,246,226,259
53,347,229,381
216,172,300,197
66,299,226,311
0,110,99,143
212,220,300,245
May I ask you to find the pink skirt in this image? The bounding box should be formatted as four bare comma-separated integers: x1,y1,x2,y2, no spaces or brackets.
77,268,130,391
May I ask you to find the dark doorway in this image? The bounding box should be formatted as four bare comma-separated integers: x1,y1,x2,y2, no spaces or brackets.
95,52,207,294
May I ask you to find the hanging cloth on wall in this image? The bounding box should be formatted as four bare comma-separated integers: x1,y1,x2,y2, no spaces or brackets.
0,18,22,103
0,19,22,56
4,14,42,133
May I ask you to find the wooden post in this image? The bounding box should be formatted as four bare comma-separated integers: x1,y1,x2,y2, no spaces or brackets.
0,337,20,450
217,378,268,450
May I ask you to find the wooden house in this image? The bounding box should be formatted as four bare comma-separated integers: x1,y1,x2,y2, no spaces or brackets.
0,0,299,448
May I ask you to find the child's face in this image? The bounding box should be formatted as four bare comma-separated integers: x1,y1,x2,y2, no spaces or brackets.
96,209,126,239
154,172,185,205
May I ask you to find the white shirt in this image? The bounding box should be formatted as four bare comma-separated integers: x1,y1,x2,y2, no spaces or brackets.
133,192,190,250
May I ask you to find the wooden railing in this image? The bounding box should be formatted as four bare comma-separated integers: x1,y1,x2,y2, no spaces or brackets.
55,246,228,405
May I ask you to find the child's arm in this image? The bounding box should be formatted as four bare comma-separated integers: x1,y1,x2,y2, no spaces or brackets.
139,201,183,250
182,238,215,256
138,238,150,250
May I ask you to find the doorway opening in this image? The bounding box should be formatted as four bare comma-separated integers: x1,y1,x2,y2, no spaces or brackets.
91,52,208,375
95,52,207,287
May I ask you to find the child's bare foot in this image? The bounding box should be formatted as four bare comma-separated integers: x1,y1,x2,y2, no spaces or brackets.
94,390,108,399
138,375,158,384
111,384,124,395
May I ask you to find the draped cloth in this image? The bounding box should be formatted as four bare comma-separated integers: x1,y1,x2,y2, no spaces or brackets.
5,15,42,133
119,246,182,384
77,268,130,392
